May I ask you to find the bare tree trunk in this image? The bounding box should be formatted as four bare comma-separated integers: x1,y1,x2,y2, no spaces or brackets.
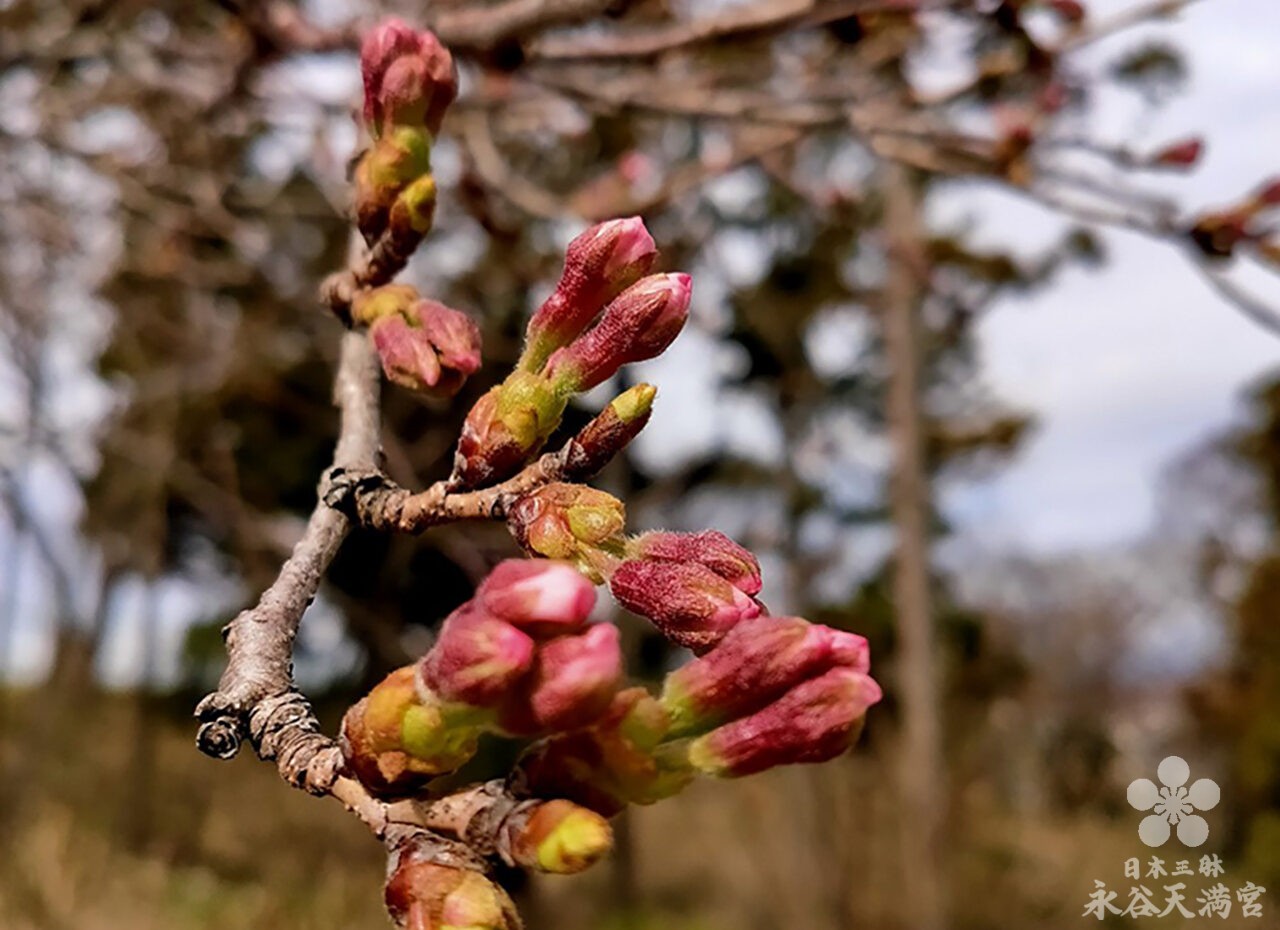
882,159,946,930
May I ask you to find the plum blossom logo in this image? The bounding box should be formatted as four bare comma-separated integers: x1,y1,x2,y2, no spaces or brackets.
1127,756,1220,848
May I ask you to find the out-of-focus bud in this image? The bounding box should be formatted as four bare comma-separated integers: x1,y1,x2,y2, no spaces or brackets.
608,560,761,653
518,688,693,816
660,616,870,737
476,559,596,638
508,483,626,580
366,297,481,398
627,529,762,596
1255,177,1280,207
688,667,882,778
562,383,657,479
361,20,457,139
340,667,480,794
387,173,439,244
419,608,536,707
385,846,518,930
1046,0,1086,24
1189,210,1249,259
544,273,692,392
501,624,623,735
506,799,614,874
354,127,433,244
452,372,569,489
1150,136,1204,169
521,218,659,371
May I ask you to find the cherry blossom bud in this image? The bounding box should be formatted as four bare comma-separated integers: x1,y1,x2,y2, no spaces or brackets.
354,127,433,243
518,688,693,816
386,173,438,245
367,298,481,398
661,616,870,737
419,607,536,707
476,559,596,638
502,624,623,735
385,848,518,930
340,667,481,794
522,217,658,371
1189,211,1249,258
361,21,457,138
508,483,626,580
1150,137,1204,169
507,799,614,874
562,383,657,480
608,560,761,653
688,667,882,778
627,529,762,596
452,372,569,489
544,273,692,392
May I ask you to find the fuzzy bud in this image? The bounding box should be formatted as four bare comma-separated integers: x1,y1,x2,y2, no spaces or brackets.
521,218,658,371
506,800,614,874
361,20,457,139
544,273,692,392
476,559,597,638
385,848,518,930
688,667,882,778
340,667,481,794
508,483,626,580
419,607,536,708
608,560,761,653
501,624,623,735
660,615,870,737
562,383,657,480
368,298,481,398
1150,137,1203,169
452,372,569,489
627,529,762,596
354,127,433,244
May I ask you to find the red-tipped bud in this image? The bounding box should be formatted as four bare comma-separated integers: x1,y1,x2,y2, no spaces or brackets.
452,372,569,489
502,624,623,735
361,20,457,138
522,218,659,371
660,616,870,737
507,800,614,874
688,666,882,778
561,383,657,480
608,560,760,653
385,847,518,930
508,483,626,580
340,667,481,794
544,273,692,392
1150,137,1203,169
477,559,597,638
367,299,481,398
419,608,536,707
628,529,762,596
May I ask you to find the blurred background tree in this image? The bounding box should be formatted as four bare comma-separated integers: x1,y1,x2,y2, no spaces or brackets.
2,1,1279,928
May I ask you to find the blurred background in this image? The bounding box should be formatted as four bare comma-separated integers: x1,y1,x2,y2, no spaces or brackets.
3,0,1280,928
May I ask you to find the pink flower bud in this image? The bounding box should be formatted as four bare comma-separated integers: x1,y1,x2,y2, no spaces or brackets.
452,372,569,489
477,559,597,638
608,560,760,653
416,299,482,375
369,300,481,398
522,217,658,371
628,529,762,596
688,666,882,778
419,607,536,707
1151,137,1203,169
385,849,518,930
544,273,692,392
361,20,457,138
661,616,870,737
508,483,626,580
502,624,622,735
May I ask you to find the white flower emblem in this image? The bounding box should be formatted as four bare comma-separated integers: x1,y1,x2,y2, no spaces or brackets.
1127,756,1220,848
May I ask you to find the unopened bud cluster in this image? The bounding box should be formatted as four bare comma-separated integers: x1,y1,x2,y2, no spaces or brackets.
451,218,690,488
353,285,481,397
355,20,457,251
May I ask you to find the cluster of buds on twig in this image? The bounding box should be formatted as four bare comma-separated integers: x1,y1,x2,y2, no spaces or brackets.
352,285,481,397
355,20,457,251
451,218,689,488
